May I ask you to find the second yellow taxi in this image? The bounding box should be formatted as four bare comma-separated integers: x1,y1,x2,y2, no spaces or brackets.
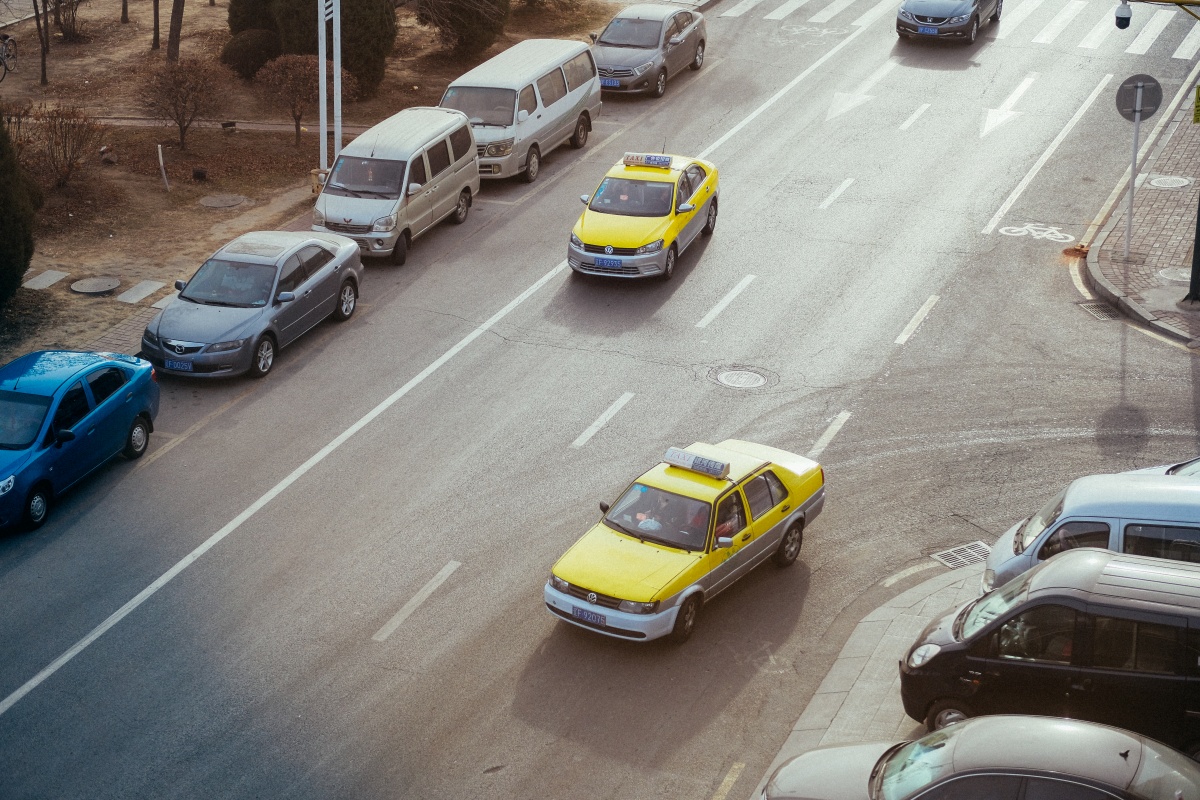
567,152,719,280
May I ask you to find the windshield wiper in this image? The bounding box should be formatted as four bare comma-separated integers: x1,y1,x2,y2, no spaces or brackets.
606,519,640,537
203,300,243,308
329,182,364,198
471,121,508,127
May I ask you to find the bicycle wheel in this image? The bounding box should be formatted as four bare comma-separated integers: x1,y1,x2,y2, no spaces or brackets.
1047,232,1075,243
998,226,1028,236
2,37,15,73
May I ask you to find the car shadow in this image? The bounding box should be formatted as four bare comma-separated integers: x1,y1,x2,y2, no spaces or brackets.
891,31,994,69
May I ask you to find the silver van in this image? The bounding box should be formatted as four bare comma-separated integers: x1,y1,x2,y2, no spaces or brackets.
981,473,1200,593
311,107,480,265
439,39,602,183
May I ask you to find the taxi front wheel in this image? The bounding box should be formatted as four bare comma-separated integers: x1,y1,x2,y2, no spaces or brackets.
670,595,700,643
659,245,677,282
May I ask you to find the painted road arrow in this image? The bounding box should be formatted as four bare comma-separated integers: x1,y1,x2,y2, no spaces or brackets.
827,58,899,121
981,73,1038,138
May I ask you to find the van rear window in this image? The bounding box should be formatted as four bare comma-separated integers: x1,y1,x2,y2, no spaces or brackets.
563,51,596,92
441,86,517,127
325,156,406,200
1124,524,1200,563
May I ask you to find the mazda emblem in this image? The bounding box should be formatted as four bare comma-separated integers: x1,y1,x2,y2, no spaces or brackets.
604,245,614,255
587,592,598,604
174,344,186,354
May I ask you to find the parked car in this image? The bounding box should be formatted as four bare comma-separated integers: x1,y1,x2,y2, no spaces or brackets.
1129,456,1200,477
141,231,364,379
762,715,1200,800
590,4,706,98
0,351,159,530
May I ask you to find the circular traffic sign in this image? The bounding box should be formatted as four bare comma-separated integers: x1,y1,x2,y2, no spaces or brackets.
1116,74,1162,121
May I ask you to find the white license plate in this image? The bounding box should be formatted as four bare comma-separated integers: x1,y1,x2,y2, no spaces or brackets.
164,358,192,371
572,606,606,626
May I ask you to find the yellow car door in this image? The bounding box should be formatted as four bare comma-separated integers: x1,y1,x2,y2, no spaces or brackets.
740,470,794,569
700,490,752,595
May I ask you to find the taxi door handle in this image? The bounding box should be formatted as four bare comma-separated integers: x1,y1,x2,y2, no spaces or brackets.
739,533,751,542
780,505,791,513
303,289,313,297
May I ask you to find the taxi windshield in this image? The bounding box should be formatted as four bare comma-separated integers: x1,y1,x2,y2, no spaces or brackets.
958,574,1030,640
604,483,711,552
871,728,962,800
1016,488,1066,552
588,177,674,217
0,390,52,450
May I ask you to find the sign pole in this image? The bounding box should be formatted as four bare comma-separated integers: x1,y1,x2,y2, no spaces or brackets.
333,0,343,163
317,0,328,172
1124,81,1143,261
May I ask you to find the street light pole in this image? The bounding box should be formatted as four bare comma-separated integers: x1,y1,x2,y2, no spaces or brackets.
1124,81,1143,261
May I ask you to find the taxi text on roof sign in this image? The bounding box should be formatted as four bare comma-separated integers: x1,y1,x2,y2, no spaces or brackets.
663,447,730,479
623,153,673,169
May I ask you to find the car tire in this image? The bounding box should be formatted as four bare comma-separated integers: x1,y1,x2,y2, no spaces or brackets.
333,280,357,322
24,484,50,530
653,69,668,99
670,594,700,643
450,190,470,224
773,522,803,567
249,335,276,379
391,232,408,266
925,698,973,731
659,245,677,282
965,16,978,43
123,416,150,459
523,146,541,183
701,198,718,236
570,115,589,149
690,40,705,71
990,0,1002,21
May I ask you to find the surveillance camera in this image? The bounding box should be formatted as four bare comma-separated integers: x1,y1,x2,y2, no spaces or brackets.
1115,1,1131,29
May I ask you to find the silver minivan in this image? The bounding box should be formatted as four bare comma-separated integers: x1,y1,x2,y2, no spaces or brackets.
311,107,480,265
439,39,602,183
981,473,1200,593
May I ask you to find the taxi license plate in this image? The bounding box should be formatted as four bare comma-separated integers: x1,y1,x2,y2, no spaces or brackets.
594,257,622,268
600,78,620,88
572,606,606,626
164,358,193,371
918,25,938,33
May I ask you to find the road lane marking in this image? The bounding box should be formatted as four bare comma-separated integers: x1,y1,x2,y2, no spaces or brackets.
1173,21,1200,58
722,0,767,16
994,0,1044,38
827,58,898,120
1032,1,1085,44
807,411,852,459
572,392,636,448
372,561,461,642
819,178,855,209
1126,8,1174,54
895,295,939,345
809,0,857,23
899,103,931,130
765,0,812,20
882,561,942,587
711,763,745,800
1078,14,1113,48
0,260,569,719
134,385,259,473
696,275,756,329
981,73,1036,138
982,73,1111,234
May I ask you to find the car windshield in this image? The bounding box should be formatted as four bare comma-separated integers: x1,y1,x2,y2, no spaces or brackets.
0,390,52,450
180,259,278,308
441,86,516,127
588,178,674,217
871,728,962,800
1015,487,1066,552
958,574,1030,640
1169,456,1200,476
323,156,407,200
598,17,663,47
1131,739,1200,799
604,483,711,552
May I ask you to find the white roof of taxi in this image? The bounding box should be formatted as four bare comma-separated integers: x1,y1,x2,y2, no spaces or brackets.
340,107,467,161
448,39,592,92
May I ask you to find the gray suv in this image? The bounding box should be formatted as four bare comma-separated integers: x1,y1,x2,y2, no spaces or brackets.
590,4,706,98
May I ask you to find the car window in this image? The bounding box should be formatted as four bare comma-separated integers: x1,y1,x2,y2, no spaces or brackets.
85,367,127,405
603,483,710,552
409,154,427,187
324,155,406,200
52,381,91,432
298,245,334,275
685,165,707,199
0,390,52,450
913,774,1022,800
744,475,776,520
1023,778,1120,800
563,51,596,91
675,175,690,208
518,84,538,115
996,604,1076,664
1016,488,1067,552
180,259,277,308
1092,616,1180,674
1131,739,1200,800
448,125,473,161
673,12,692,35
597,16,663,48
440,87,516,127
763,471,790,505
664,16,682,40
588,178,674,217
536,68,568,107
877,727,963,800
276,255,308,294
714,492,747,539
961,575,1031,640
426,139,452,177
1124,524,1200,563
1038,521,1110,560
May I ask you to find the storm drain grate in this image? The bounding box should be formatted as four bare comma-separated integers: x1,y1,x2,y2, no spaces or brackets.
930,541,991,568
1078,301,1121,321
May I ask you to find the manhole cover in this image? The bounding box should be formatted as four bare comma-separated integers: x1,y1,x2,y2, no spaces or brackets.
1149,175,1192,189
70,277,121,295
716,369,767,389
200,194,246,208
1077,300,1121,320
930,541,991,568
1160,267,1192,285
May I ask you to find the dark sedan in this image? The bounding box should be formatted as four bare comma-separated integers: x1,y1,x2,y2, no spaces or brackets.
896,0,1001,43
590,4,706,98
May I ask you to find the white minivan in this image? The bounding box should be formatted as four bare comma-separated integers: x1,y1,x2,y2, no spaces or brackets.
439,39,602,183
311,107,480,265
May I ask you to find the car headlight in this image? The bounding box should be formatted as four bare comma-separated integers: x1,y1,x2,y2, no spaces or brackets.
982,569,995,592
486,138,514,157
633,61,654,76
619,599,658,614
142,328,159,345
948,13,970,22
898,8,916,20
907,643,941,668
570,233,583,248
206,338,248,354
372,214,397,232
312,206,325,226
0,475,13,497
635,239,663,255
550,575,569,592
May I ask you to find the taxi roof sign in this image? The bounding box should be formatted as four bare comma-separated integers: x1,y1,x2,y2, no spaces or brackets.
664,447,730,479
623,153,673,169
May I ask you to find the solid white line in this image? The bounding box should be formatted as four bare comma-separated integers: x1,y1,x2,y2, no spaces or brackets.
1078,14,1113,48
572,392,636,448
711,763,746,800
995,0,1044,39
853,0,898,26
0,260,569,719
894,295,939,345
372,561,461,642
819,178,855,209
765,0,812,20
899,103,931,130
1032,0,1086,44
697,275,756,329
982,73,1111,234
1127,8,1174,54
722,0,767,17
807,411,852,459
1174,21,1200,59
809,0,857,23
882,561,941,587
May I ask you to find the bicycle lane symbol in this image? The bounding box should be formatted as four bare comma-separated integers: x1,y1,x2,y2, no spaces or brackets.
998,223,1075,243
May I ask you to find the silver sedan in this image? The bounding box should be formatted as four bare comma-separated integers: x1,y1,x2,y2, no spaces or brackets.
140,231,364,379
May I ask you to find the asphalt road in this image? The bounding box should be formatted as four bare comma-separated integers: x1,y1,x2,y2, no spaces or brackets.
4,2,1200,798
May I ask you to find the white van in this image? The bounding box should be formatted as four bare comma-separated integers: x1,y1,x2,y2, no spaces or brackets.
311,107,480,265
439,39,602,183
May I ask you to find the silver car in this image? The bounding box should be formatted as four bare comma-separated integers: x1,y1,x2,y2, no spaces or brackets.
590,4,706,99
140,231,363,379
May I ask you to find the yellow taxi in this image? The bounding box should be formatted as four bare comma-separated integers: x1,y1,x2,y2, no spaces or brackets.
544,441,825,643
567,152,719,280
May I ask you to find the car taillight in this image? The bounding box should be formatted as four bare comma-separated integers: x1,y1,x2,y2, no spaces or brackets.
151,367,158,382
820,466,825,484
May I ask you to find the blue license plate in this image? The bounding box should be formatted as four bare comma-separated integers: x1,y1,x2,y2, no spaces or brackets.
164,358,192,371
594,257,622,268
572,606,606,626
918,25,938,33
600,78,620,88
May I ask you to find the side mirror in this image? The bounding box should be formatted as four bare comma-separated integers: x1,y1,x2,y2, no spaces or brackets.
669,35,683,46
517,109,530,123
715,536,732,550
599,501,610,513
55,428,76,446
580,194,590,204
589,32,598,43
276,291,296,304
676,202,695,214
174,279,187,291
407,182,423,195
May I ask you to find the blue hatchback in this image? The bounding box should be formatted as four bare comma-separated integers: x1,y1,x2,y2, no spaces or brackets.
0,351,160,530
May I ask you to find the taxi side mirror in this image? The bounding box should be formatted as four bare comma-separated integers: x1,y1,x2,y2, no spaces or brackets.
715,536,733,549
580,194,590,204
599,501,610,513
676,202,695,214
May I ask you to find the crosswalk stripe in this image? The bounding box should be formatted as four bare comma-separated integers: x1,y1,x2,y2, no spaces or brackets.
810,0,858,23
1032,0,1086,43
1078,14,1113,48
722,0,768,17
765,0,813,20
853,0,899,26
1173,20,1200,58
1126,8,1174,53
995,0,1045,38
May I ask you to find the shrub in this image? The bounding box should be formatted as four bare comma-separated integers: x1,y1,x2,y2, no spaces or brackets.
139,59,229,150
0,122,38,310
220,28,282,79
272,0,396,96
228,0,277,34
56,0,89,42
417,0,510,56
258,55,358,145
35,105,102,188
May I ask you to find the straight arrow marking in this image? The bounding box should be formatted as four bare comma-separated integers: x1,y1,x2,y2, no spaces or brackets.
981,73,1037,138
827,58,899,120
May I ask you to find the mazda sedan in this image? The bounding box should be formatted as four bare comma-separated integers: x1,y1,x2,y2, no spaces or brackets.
590,4,706,98
141,231,363,379
896,0,1000,43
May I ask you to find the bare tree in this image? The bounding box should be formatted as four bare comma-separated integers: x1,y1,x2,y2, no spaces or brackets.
257,55,359,146
138,58,227,149
121,0,128,23
166,0,184,61
35,104,102,187
29,0,50,84
152,0,160,49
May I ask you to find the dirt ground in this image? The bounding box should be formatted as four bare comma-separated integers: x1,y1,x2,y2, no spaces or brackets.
0,0,616,363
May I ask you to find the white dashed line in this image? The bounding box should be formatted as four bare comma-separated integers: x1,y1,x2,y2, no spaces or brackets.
895,295,939,345
819,178,855,209
900,103,931,131
372,561,462,642
711,763,745,800
696,275,755,329
807,411,852,459
572,392,636,448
